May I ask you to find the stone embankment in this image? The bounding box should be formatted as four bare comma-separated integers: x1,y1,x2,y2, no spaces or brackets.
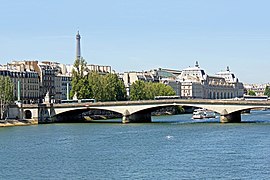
0,119,38,127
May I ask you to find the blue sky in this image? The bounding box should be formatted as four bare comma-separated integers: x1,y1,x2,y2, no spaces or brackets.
1,0,270,83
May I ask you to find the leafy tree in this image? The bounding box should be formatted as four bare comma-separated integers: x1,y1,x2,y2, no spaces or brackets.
130,80,146,100
152,83,176,97
264,86,270,97
144,82,155,100
103,74,117,101
104,73,126,101
0,76,14,119
88,72,104,101
76,77,92,99
115,78,127,101
248,90,256,96
86,72,127,101
130,81,176,100
70,57,127,101
71,57,88,98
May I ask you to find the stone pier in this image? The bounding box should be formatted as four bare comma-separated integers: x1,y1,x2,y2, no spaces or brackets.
122,110,151,123
220,110,241,123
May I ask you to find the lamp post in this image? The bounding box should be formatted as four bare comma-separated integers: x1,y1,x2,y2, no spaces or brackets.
67,83,70,100
17,80,20,103
17,80,23,119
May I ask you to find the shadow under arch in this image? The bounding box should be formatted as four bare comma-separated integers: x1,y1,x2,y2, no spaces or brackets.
53,108,122,123
25,110,32,119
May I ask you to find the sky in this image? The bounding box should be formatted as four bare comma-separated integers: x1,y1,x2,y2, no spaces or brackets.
1,0,270,83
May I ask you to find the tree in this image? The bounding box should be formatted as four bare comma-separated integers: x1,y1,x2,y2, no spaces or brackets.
130,80,146,100
76,77,92,99
87,72,127,101
0,76,14,119
144,82,155,100
103,73,126,101
115,78,127,101
103,74,117,101
71,57,88,99
88,72,104,101
152,83,176,97
130,81,176,100
264,86,270,97
70,57,127,101
248,90,256,96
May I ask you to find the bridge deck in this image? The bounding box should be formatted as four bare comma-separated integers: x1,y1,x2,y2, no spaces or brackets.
22,99,270,108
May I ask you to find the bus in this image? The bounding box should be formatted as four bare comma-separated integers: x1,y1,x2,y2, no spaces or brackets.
61,99,96,104
243,95,268,101
79,99,96,103
154,96,181,100
61,100,79,103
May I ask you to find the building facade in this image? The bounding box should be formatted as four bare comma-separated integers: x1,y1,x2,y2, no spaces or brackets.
178,62,244,99
244,83,269,96
0,65,40,104
87,64,112,74
59,75,72,100
5,60,72,103
122,69,182,97
151,68,181,97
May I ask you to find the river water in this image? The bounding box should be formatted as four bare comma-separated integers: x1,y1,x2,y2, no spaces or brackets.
0,110,270,180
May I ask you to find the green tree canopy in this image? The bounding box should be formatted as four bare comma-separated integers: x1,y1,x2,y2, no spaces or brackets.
264,86,270,97
103,73,126,101
87,72,127,101
71,57,88,99
130,80,146,100
248,90,256,96
0,76,14,119
70,58,126,101
87,72,104,101
71,58,127,101
130,80,176,100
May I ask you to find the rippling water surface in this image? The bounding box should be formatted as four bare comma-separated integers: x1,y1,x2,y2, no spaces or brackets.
0,110,270,179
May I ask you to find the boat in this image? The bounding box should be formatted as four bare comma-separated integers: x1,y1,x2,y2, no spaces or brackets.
192,110,204,119
192,109,216,119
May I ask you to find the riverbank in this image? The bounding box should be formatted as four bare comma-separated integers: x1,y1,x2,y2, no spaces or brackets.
0,119,38,127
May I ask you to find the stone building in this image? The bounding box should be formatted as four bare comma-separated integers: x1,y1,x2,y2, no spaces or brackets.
151,68,181,97
60,75,72,100
244,83,269,96
87,64,112,74
6,61,72,103
37,61,56,102
122,69,182,97
6,61,56,103
215,66,244,98
178,62,244,99
122,71,158,96
0,64,40,103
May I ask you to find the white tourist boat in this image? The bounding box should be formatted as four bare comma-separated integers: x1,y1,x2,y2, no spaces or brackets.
192,109,216,119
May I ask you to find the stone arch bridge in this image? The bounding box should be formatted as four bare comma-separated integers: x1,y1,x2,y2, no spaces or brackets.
16,99,270,123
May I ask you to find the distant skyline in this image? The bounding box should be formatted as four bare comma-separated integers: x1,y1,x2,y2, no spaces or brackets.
1,0,270,83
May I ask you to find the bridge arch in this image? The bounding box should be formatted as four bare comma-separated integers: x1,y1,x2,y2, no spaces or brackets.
25,110,32,119
53,107,122,122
